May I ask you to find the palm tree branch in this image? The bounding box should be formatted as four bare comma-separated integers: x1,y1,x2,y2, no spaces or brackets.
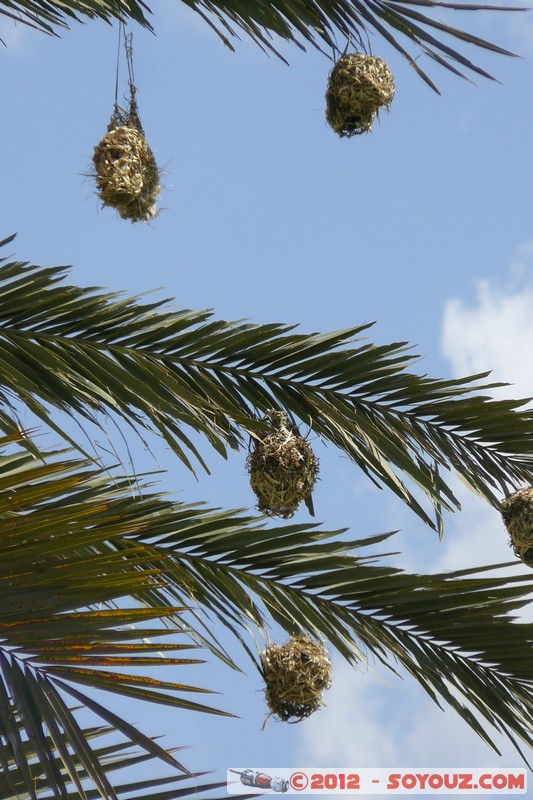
0,440,238,797
2,433,533,763
0,0,524,86
0,0,152,33
2,255,532,530
122,504,533,756
0,700,228,800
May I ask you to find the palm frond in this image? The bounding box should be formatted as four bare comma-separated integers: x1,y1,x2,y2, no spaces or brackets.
1,248,532,532
0,0,151,35
0,436,234,799
123,502,533,761
0,716,229,800
0,0,524,86
4,430,533,764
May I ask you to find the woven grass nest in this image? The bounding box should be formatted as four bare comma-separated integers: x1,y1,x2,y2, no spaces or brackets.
93,106,160,223
261,636,332,723
501,487,533,567
248,411,318,519
326,53,395,137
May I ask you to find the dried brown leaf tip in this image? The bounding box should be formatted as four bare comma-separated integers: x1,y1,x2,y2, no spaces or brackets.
326,53,394,137
248,410,318,519
501,487,533,568
261,635,332,723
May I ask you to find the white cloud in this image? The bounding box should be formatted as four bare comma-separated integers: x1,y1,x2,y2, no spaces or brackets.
298,666,400,767
395,259,533,578
297,249,533,777
298,659,522,771
439,258,533,601
441,267,533,403
439,253,533,570
434,491,513,570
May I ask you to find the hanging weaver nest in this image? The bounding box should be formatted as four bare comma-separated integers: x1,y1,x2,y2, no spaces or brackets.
501,487,533,568
247,411,318,519
325,53,395,137
261,636,332,723
93,101,160,223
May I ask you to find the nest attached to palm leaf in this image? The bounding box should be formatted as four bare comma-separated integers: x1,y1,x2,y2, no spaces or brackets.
93,102,160,223
247,411,318,519
325,53,395,137
501,487,533,567
261,636,332,723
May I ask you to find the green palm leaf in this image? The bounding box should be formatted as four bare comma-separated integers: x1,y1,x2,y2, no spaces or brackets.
0,0,524,87
0,716,229,800
0,0,150,34
3,429,533,767
122,502,533,761
0,435,234,799
1,244,532,533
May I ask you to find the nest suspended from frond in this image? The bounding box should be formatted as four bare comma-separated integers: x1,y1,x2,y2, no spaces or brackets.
247,411,318,519
325,53,395,137
93,103,160,223
501,487,533,567
261,636,332,723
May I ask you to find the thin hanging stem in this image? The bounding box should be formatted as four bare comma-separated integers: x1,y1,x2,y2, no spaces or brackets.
123,30,139,120
111,22,140,126
124,30,136,94
114,18,123,111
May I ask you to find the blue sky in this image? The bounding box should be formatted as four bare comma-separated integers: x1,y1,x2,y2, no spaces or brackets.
2,3,533,796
